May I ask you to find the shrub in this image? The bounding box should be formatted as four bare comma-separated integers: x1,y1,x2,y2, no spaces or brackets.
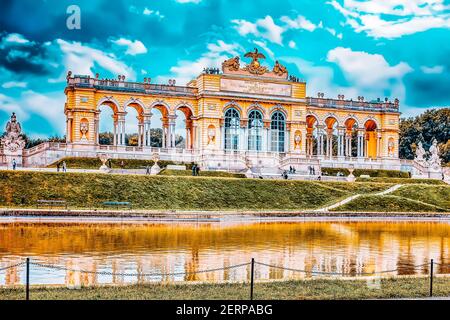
51,157,195,170
321,167,409,178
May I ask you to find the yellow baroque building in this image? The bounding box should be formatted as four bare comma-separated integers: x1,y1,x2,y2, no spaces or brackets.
28,49,402,172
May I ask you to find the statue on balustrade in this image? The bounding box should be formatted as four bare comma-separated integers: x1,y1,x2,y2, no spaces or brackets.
428,139,441,168
414,141,426,163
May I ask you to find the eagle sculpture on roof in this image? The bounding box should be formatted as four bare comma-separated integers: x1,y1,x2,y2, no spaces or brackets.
243,48,268,75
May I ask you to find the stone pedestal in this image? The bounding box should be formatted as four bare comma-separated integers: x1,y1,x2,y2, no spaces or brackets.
150,163,161,175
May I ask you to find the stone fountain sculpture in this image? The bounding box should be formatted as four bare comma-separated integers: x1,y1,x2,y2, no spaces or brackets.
1,112,26,167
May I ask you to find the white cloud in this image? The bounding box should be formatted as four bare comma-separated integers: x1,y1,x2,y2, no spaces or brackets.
232,16,284,45
420,65,445,74
232,14,342,45
56,39,136,80
3,33,31,45
327,47,412,90
2,81,27,89
143,8,165,19
328,0,450,39
280,15,320,32
288,40,296,48
284,47,412,108
111,38,148,55
252,40,274,59
162,40,242,85
0,90,66,136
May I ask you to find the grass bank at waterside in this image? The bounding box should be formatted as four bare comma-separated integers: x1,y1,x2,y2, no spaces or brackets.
0,170,390,211
0,170,448,212
2,277,450,300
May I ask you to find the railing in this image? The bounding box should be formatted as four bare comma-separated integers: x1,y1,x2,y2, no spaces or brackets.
306,97,399,112
1,258,447,300
68,76,197,95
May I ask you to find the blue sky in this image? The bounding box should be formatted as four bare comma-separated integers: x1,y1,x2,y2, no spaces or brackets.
0,0,449,138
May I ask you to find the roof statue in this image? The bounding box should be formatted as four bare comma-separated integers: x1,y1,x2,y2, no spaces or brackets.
243,48,268,75
221,48,289,79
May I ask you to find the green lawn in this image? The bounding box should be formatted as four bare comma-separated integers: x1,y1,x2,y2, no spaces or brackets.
391,185,450,209
0,170,391,211
332,194,448,212
1,277,449,300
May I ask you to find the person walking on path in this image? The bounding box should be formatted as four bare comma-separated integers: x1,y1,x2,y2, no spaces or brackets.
62,161,67,173
57,162,60,172
195,165,200,176
12,158,17,170
120,160,125,173
192,164,197,176
145,165,150,175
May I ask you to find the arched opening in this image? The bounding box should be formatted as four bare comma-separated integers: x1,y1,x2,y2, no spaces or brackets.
271,111,285,152
324,117,338,158
306,115,318,156
364,119,378,159
124,103,144,146
344,118,359,157
224,108,240,150
248,110,263,151
175,106,194,149
150,105,169,148
97,101,118,145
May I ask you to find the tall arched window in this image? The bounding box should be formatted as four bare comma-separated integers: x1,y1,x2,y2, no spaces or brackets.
271,111,285,152
224,108,240,150
248,110,263,151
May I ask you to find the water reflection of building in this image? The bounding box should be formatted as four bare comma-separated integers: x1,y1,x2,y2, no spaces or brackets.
1,221,450,286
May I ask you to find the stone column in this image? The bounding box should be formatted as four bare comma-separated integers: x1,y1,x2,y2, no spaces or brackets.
317,128,324,156
357,130,364,158
221,125,225,150
121,120,126,146
185,128,190,149
376,131,382,158
143,113,152,147
337,129,344,157
170,120,176,148
162,124,167,148
113,121,117,146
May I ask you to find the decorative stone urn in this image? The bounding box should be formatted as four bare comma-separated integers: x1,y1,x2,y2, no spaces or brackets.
244,156,253,178
99,153,110,172
347,165,355,182
150,152,161,175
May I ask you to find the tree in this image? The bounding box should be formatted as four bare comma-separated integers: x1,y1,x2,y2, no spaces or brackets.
399,108,450,164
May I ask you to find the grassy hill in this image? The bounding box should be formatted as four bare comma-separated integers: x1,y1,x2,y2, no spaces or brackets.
0,170,391,211
332,184,450,212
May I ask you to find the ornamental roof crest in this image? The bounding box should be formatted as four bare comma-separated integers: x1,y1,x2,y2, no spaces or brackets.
221,48,288,79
